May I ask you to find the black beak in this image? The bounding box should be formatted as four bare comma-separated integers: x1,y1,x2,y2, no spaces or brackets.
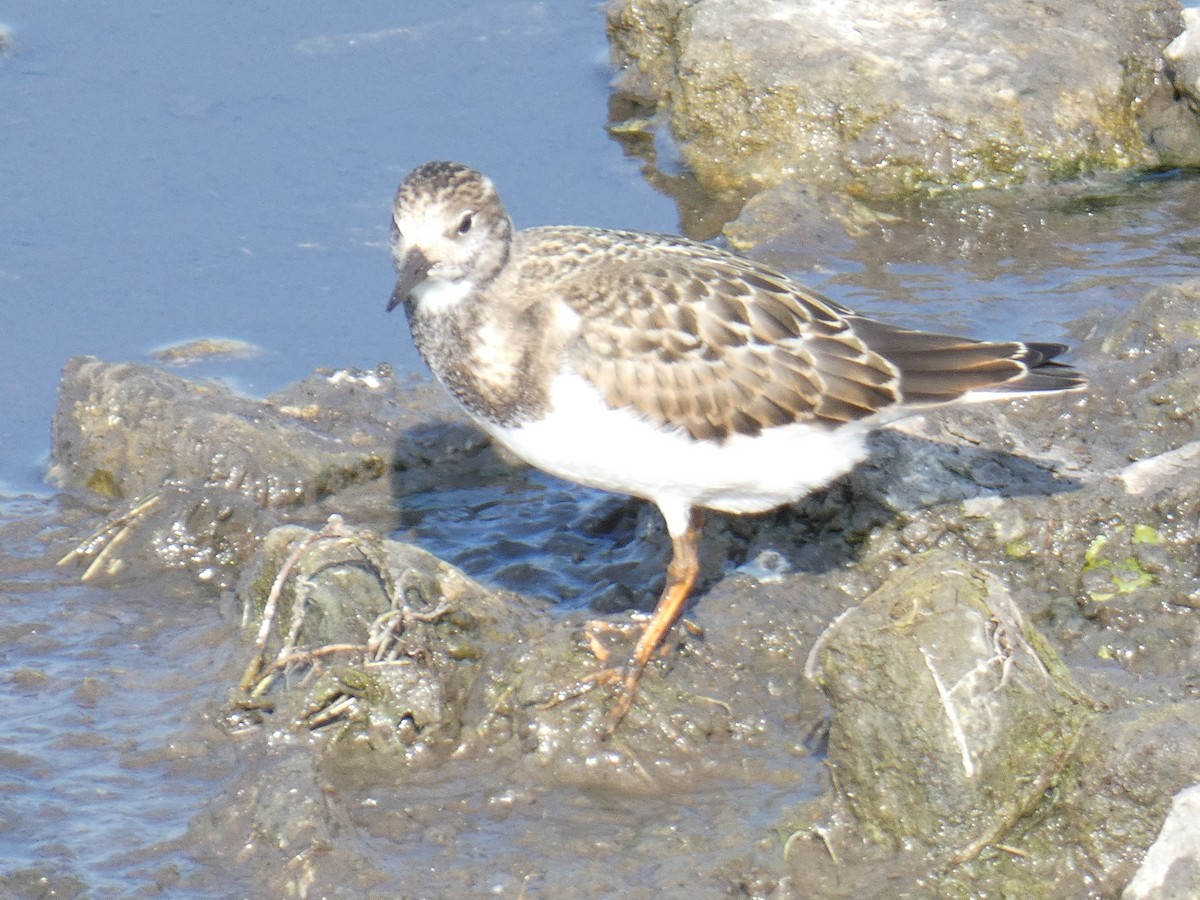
387,248,432,312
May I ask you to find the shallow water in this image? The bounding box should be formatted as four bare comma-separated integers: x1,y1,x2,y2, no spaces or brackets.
0,497,236,892
0,1,675,496
2,0,1200,894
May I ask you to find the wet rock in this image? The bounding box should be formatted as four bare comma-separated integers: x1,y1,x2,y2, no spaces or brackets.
50,357,510,586
53,485,274,587
805,551,1090,857
1120,441,1200,500
608,0,1193,213
233,518,537,765
761,276,1199,893
724,170,1188,267
188,740,388,898
1166,8,1200,112
503,615,740,785
51,357,382,505
149,337,262,366
1123,783,1200,900
230,518,762,788
1093,279,1200,464
809,701,1200,896
802,278,1200,681
49,356,493,507
1059,705,1200,896
0,866,88,900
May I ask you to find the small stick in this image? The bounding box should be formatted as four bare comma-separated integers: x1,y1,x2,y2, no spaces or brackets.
58,494,162,580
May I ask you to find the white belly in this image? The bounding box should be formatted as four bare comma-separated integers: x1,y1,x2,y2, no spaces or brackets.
478,369,871,535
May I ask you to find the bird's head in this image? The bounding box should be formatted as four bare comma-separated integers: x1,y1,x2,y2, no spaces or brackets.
387,161,513,314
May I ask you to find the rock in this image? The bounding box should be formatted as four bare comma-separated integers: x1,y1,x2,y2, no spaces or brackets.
1093,279,1200,463
230,518,752,787
1059,706,1200,896
186,742,382,898
50,357,385,506
233,519,536,764
1120,442,1200,498
607,0,1194,211
49,356,496,506
1123,783,1200,900
805,551,1091,857
1166,8,1200,111
49,357,515,587
149,337,263,365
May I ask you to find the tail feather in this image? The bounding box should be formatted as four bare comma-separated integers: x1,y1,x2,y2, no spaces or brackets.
965,340,1085,398
848,317,1086,405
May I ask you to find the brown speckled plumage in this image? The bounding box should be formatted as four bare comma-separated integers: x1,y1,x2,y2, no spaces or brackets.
385,160,1086,732
505,225,1080,441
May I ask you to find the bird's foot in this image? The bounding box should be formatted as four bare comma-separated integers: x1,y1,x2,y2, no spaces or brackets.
582,615,701,664
534,614,702,736
582,616,645,663
532,655,648,737
537,509,705,735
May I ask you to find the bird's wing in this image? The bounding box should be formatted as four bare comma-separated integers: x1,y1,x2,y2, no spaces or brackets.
518,227,1081,442
519,228,899,440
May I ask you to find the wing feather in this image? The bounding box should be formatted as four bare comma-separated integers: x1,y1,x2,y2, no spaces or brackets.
513,227,1082,442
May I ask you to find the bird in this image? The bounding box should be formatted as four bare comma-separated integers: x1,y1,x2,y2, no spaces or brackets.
386,160,1085,731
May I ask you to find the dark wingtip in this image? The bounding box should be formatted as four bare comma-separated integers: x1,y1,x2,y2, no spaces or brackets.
1012,342,1087,392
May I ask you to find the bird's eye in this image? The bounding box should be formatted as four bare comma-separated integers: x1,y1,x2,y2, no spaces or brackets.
457,212,474,235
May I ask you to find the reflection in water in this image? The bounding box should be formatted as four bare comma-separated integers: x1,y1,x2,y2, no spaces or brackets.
609,95,1200,345
730,170,1200,343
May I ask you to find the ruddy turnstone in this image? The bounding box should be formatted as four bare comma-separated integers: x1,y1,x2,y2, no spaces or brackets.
386,160,1085,730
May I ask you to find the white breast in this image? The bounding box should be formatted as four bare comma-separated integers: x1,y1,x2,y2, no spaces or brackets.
478,368,872,535
412,276,474,316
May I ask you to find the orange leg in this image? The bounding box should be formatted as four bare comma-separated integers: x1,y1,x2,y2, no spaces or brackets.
534,508,704,733
603,507,703,730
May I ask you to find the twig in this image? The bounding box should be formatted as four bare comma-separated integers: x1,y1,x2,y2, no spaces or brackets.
943,724,1084,869
58,494,163,581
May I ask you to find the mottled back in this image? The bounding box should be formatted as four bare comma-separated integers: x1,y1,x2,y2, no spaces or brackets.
514,227,1080,441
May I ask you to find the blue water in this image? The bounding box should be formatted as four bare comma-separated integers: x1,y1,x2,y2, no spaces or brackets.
0,1,677,495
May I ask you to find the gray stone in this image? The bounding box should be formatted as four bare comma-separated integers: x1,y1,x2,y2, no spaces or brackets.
1124,784,1200,900
48,356,498,507
1166,9,1200,110
608,0,1194,210
805,551,1090,856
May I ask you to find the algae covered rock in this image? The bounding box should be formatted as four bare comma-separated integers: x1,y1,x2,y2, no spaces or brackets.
1060,705,1200,895
806,551,1090,858
49,357,388,505
608,0,1192,205
1166,7,1200,112
1124,782,1200,900
233,518,535,762
50,356,507,586
49,356,502,508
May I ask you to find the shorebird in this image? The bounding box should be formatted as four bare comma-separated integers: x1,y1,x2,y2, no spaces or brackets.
386,160,1085,730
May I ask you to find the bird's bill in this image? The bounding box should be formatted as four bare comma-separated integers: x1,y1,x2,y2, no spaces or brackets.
387,247,432,311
